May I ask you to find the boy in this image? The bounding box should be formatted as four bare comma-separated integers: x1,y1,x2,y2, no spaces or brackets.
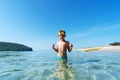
52,30,73,60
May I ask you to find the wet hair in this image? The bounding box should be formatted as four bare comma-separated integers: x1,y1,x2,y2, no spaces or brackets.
58,30,66,36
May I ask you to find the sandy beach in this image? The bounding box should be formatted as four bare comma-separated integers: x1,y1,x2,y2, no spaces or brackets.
75,46,120,52
99,46,120,52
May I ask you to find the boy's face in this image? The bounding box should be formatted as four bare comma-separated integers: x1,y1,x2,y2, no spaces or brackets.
58,35,65,40
58,31,66,40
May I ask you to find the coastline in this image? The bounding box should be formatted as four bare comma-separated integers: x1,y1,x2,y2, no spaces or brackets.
99,46,120,52
75,46,120,52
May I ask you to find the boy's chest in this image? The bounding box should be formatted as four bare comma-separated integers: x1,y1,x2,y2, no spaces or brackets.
58,41,68,47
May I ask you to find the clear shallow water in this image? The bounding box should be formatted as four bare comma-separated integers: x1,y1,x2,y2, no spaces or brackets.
0,51,120,80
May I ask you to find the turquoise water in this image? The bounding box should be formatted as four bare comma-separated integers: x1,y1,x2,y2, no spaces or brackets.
0,50,120,80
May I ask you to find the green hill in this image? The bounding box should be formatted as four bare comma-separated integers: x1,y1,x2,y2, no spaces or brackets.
0,42,33,51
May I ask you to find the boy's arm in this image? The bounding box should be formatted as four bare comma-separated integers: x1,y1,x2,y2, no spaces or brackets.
52,44,58,52
68,43,73,52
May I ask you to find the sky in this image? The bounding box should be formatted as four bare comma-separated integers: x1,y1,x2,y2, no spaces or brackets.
0,0,120,50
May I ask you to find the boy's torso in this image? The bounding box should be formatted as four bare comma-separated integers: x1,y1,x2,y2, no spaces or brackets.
57,40,69,57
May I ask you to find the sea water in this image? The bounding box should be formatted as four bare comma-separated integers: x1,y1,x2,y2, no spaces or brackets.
0,50,120,80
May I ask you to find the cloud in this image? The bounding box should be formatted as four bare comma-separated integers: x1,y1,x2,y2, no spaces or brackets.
72,24,120,38
89,24,120,32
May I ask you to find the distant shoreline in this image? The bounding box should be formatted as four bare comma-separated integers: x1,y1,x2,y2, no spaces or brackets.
0,42,33,51
75,46,120,52
99,46,120,52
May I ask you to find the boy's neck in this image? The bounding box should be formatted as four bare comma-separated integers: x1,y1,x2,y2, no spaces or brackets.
60,39,65,41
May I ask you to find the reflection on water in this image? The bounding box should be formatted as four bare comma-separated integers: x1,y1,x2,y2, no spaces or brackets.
0,51,120,80
55,60,75,80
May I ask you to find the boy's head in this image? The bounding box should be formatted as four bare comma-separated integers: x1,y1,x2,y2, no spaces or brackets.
58,30,66,36
58,30,66,39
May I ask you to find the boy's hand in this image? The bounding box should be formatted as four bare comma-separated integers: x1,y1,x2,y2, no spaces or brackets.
52,44,55,49
52,44,58,52
68,43,73,52
69,43,73,48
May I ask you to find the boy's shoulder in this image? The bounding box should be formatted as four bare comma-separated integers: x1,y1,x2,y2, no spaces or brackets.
65,40,70,43
56,41,60,45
